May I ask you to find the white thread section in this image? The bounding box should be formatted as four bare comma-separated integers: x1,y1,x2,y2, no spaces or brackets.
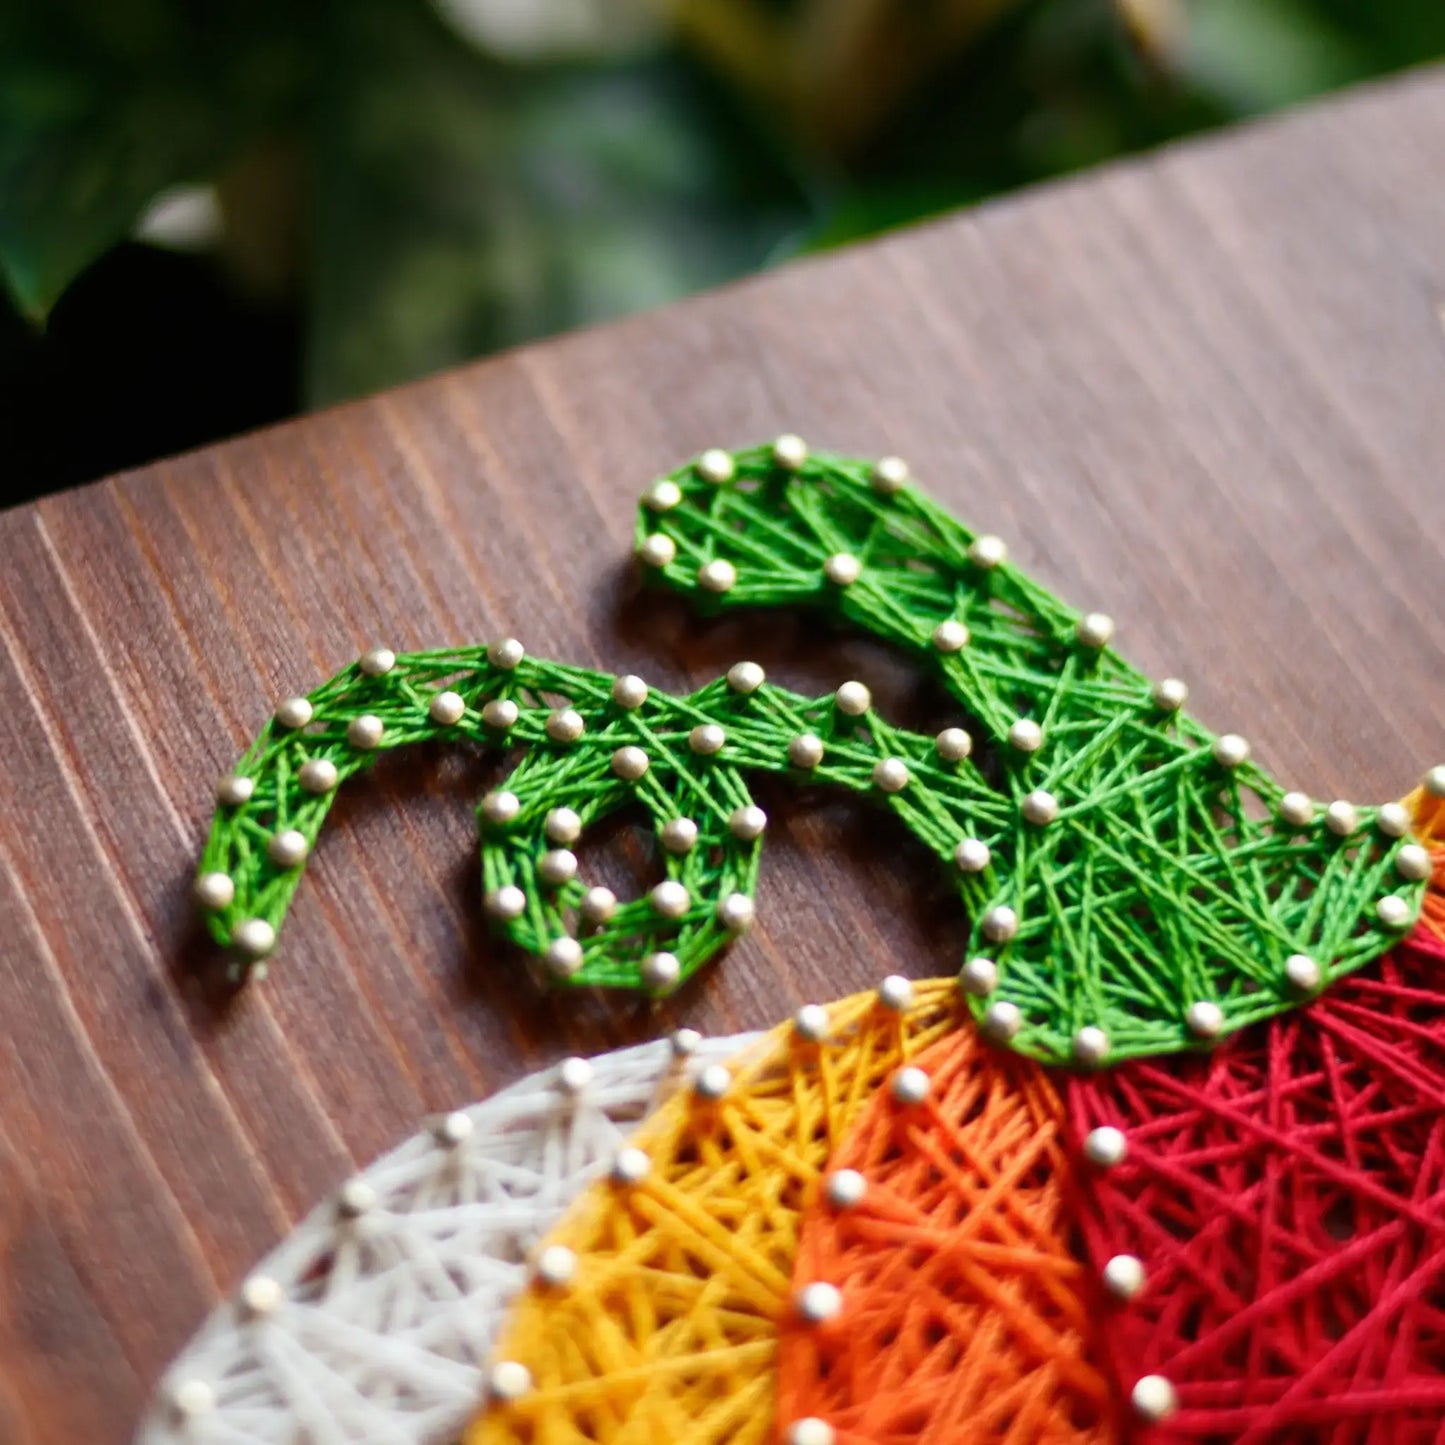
138,1032,759,1444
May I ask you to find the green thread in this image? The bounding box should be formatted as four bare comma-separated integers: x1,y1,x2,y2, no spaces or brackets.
195,444,1425,1065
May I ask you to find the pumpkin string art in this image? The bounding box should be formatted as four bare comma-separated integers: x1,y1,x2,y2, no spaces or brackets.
182,439,1444,1444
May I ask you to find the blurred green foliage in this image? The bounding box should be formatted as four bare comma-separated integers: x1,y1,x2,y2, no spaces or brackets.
1,0,1443,478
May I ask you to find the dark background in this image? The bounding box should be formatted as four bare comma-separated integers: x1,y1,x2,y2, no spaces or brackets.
4,0,1443,507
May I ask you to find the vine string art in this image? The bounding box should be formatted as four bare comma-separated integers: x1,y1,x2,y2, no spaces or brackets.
196,441,1426,1066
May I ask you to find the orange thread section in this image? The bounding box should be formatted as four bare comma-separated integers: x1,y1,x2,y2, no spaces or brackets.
1405,785,1445,943
776,1026,1118,1444
467,981,963,1445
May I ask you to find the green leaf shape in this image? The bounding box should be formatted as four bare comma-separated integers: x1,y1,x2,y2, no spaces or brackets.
635,444,1427,1062
196,449,1425,1067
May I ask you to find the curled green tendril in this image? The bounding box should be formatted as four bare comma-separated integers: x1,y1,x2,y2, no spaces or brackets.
196,444,1425,1066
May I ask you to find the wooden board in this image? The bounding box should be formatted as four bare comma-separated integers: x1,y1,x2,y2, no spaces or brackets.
3,67,1445,1443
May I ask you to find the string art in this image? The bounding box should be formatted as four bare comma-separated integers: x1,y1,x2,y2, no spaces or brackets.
467,981,962,1445
1065,798,1445,1442
1414,783,1445,938
195,442,1426,1065
179,437,1445,1444
775,1026,1114,1443
141,1034,757,1443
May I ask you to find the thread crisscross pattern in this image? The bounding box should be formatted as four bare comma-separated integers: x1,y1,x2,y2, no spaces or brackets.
138,1035,757,1445
467,982,963,1444
1410,786,1445,940
195,446,1422,1064
641,445,1426,1061
1068,928,1445,1442
777,1025,1117,1443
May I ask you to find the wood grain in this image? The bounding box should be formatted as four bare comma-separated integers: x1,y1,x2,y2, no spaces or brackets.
4,69,1445,1443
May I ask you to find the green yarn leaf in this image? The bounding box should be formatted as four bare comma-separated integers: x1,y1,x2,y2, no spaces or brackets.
195,444,1426,1066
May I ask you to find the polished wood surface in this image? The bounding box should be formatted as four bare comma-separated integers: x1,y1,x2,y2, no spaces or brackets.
3,69,1445,1443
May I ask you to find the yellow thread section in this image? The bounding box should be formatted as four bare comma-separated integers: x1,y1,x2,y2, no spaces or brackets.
468,980,962,1445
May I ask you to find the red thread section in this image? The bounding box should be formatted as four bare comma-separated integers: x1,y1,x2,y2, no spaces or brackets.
777,1026,1119,1444
1069,933,1445,1443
